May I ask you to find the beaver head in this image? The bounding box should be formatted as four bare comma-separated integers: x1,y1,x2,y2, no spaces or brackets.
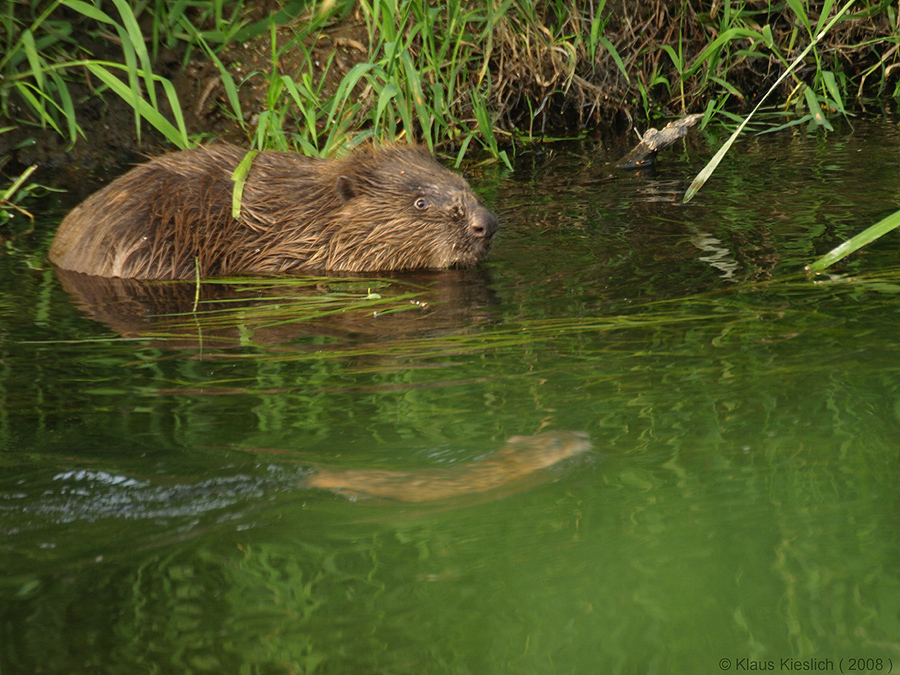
487,431,593,469
48,144,499,279
329,147,497,270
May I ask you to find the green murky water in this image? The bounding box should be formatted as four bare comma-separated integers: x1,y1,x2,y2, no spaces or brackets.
2,121,900,674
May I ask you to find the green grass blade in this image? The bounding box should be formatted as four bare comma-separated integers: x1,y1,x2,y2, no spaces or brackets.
821,70,846,114
471,89,496,152
375,81,399,126
709,75,744,98
684,28,763,77
755,114,814,135
326,62,374,131
192,27,244,127
49,69,80,146
20,29,44,93
85,63,188,148
815,0,837,35
803,84,833,130
253,110,273,149
13,83,63,135
231,150,258,218
400,51,432,150
60,0,116,25
0,165,38,202
658,43,683,71
157,75,191,145
785,0,811,33
807,209,900,272
109,0,157,108
597,36,629,82
280,75,319,148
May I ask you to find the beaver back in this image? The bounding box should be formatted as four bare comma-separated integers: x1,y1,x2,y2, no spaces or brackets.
48,144,498,279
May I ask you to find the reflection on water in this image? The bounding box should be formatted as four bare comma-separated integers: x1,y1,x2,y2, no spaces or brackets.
2,122,900,673
53,266,501,347
4,468,273,523
690,229,740,280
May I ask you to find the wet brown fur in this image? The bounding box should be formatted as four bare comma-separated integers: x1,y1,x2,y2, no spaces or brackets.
306,431,591,502
48,144,498,279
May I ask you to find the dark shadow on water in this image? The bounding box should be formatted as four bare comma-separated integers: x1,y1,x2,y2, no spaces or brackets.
54,266,502,349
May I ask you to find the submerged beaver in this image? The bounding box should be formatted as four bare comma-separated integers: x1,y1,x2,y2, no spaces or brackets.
48,144,498,279
306,431,591,502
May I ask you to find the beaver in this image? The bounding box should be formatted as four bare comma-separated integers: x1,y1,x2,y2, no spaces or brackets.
48,144,498,279
306,431,591,502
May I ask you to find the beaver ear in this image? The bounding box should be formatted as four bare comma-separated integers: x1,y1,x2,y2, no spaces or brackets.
335,175,356,202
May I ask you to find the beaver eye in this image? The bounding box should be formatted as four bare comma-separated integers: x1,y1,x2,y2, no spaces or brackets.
414,197,428,210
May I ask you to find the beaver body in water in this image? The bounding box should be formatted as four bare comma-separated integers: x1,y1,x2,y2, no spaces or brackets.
306,431,591,502
48,144,498,279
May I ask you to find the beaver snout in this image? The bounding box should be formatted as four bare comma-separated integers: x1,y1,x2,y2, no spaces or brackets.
471,207,499,240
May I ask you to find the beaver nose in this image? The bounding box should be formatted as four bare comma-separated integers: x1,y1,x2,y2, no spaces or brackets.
471,208,499,240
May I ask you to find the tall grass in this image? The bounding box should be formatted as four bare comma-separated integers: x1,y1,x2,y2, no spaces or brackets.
0,0,898,198
0,0,518,164
0,0,900,156
192,0,518,164
0,0,81,146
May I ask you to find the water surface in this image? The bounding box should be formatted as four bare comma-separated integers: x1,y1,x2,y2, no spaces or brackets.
2,120,900,673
